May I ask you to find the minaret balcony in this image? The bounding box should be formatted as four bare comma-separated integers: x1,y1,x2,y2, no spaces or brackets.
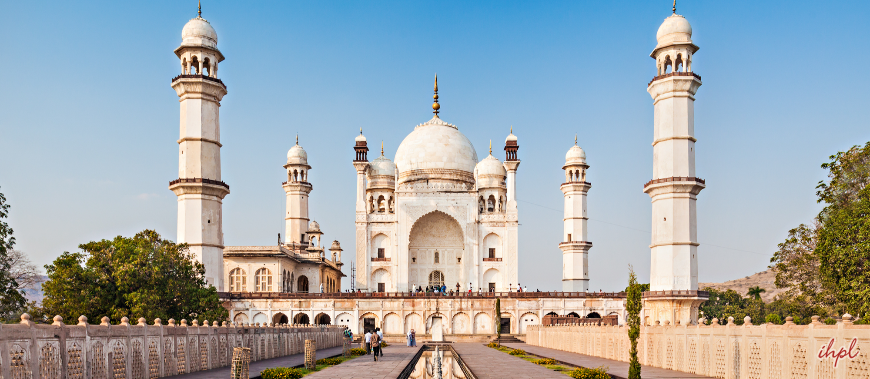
168,177,230,198
371,257,391,262
171,74,227,88
643,290,709,299
482,257,502,262
647,71,701,87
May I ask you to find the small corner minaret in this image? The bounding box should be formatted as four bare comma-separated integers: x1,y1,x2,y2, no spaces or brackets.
503,126,520,206
644,6,707,325
283,136,313,244
560,137,592,291
352,130,370,291
169,6,228,290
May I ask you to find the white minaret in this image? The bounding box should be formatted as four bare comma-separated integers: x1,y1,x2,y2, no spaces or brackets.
352,130,370,290
560,138,591,291
643,7,707,325
284,136,312,244
169,7,228,290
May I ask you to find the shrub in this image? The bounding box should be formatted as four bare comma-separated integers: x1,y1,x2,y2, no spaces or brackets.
260,367,303,379
765,314,783,325
316,357,343,366
824,317,837,325
349,348,367,356
534,358,557,365
380,341,389,347
566,366,610,379
486,342,500,348
508,349,526,356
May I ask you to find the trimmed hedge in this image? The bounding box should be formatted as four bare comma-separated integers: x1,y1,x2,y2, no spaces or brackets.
534,358,558,365
508,349,526,356
381,341,389,347
349,348,367,356
486,342,500,348
566,366,610,379
260,367,303,379
316,357,344,366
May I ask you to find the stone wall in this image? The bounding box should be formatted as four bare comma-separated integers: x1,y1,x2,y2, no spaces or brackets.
526,317,870,379
0,314,345,379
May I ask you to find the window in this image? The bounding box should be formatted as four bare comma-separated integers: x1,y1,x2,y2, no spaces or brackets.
377,248,385,258
488,248,496,259
434,251,439,263
567,234,572,242
489,283,496,292
297,275,309,293
377,283,385,293
428,271,445,287
255,268,272,292
229,268,246,292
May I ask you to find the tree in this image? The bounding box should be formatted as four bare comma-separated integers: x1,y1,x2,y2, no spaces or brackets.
816,141,870,214
747,286,766,301
0,188,27,322
41,229,227,323
626,266,642,379
7,250,41,294
770,222,831,307
495,298,501,346
815,187,870,316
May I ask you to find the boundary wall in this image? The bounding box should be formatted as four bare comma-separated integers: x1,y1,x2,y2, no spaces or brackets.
0,314,344,379
526,317,870,379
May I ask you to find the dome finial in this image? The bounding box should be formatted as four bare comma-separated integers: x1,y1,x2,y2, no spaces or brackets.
575,134,578,145
432,74,441,117
295,134,299,146
672,0,676,14
510,125,513,134
381,141,384,156
198,0,202,18
489,140,492,155
359,127,363,135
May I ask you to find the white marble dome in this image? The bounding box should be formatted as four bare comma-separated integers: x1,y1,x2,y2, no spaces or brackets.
287,145,308,165
355,133,367,143
565,145,587,165
181,17,218,48
369,155,396,177
505,132,517,143
308,220,321,232
394,116,478,184
656,14,692,43
476,154,506,177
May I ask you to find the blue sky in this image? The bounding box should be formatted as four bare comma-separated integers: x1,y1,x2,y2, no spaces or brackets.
1,1,868,292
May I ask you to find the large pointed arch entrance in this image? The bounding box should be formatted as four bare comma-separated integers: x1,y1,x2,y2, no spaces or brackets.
408,211,464,289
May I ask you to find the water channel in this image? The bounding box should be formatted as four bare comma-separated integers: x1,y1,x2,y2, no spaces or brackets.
402,345,475,379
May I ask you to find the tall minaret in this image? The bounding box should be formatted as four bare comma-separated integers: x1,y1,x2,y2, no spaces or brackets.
643,6,707,325
284,136,312,244
169,6,229,290
352,130,369,290
560,138,591,291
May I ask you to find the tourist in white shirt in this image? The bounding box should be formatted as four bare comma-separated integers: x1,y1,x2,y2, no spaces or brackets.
364,331,372,354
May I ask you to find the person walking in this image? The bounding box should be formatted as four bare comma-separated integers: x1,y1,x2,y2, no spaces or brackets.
364,330,372,355
406,329,411,347
320,283,324,293
411,329,417,347
370,330,381,361
376,328,385,357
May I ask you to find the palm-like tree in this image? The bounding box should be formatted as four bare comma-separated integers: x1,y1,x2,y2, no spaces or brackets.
747,286,766,300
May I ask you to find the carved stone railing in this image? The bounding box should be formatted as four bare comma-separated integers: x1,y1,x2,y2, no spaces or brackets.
221,291,627,300
643,176,705,190
526,315,870,379
171,74,227,88
482,258,502,262
371,257,390,262
169,177,230,190
0,314,344,379
647,71,702,86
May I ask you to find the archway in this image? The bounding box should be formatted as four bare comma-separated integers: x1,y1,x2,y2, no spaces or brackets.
371,269,391,292
519,313,539,334
587,312,601,319
293,313,310,325
252,313,269,325
314,313,331,325
409,211,464,289
483,268,501,292
297,275,309,293
272,313,288,325
567,312,581,318
545,312,558,317
233,313,249,325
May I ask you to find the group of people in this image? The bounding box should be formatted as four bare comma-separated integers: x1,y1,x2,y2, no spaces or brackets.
364,328,385,361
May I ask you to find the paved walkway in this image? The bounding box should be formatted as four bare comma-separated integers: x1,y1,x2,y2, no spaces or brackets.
503,343,716,379
305,345,421,379
452,343,565,379
169,346,343,379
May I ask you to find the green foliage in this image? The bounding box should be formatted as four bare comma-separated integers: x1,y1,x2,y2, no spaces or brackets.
508,349,526,356
816,141,870,213
626,266,642,379
0,188,27,322
316,357,343,366
41,230,227,323
486,342,500,348
816,187,870,316
747,286,766,300
824,317,838,325
534,358,557,365
566,366,610,379
699,288,766,325
380,341,388,347
765,314,783,324
349,348,367,356
260,367,303,379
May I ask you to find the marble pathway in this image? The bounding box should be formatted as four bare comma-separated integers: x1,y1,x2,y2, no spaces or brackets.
503,343,717,379
305,345,421,379
451,343,566,379
169,346,343,379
